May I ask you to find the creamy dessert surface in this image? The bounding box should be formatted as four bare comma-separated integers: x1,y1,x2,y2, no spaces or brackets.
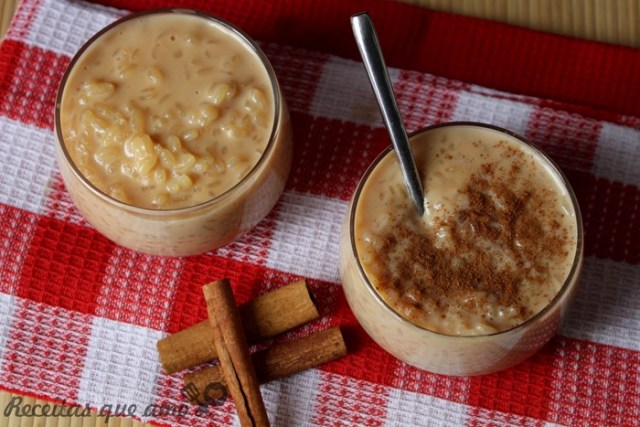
59,13,275,209
354,126,578,336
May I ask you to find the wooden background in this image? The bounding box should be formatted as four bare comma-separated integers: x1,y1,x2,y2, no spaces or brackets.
0,0,638,425
2,0,640,45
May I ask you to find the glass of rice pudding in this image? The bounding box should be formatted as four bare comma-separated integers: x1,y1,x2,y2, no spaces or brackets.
340,122,583,376
55,9,292,256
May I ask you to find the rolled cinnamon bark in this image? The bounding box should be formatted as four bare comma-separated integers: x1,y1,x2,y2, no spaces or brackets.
158,279,318,374
203,279,270,427
183,327,347,404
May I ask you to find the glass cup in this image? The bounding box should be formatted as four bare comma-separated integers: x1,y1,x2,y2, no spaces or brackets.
340,122,584,376
54,9,292,257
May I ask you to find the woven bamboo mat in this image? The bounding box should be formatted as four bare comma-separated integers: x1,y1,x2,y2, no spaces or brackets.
0,0,638,426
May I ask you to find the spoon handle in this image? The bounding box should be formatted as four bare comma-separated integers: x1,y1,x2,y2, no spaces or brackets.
351,12,425,216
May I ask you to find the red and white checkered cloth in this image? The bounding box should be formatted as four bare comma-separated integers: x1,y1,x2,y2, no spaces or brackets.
0,0,639,425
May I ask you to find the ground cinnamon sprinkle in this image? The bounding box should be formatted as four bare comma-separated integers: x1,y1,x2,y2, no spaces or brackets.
373,150,570,328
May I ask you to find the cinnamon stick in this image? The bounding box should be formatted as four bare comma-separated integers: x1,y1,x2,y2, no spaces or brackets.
158,279,318,374
184,327,347,405
203,279,270,427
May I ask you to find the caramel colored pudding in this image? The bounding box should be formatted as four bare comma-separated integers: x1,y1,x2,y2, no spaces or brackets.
340,123,583,375
55,10,292,256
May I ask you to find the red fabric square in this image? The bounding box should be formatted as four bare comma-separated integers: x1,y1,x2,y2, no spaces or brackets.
287,114,389,200
547,338,640,426
567,170,640,264
1,299,91,400
0,40,69,130
466,340,558,421
16,215,115,315
166,255,275,334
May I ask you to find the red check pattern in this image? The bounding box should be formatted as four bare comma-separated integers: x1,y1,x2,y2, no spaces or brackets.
0,0,639,425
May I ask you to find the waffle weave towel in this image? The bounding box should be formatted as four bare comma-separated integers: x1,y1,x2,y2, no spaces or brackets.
0,0,638,425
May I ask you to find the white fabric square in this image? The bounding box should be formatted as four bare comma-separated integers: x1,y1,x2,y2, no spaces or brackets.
385,387,468,427
266,191,347,284
262,369,323,426
78,316,164,417
313,371,391,426
593,122,640,185
0,116,57,214
450,89,535,136
14,0,123,56
0,298,93,400
0,293,17,366
561,257,640,351
311,56,400,127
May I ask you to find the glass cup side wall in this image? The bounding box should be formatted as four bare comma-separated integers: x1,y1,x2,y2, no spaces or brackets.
55,103,291,256
339,123,584,376
54,10,292,257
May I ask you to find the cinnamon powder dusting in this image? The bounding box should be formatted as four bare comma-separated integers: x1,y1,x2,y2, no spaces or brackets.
369,142,572,332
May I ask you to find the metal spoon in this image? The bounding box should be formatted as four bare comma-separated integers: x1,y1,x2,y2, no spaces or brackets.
351,12,425,216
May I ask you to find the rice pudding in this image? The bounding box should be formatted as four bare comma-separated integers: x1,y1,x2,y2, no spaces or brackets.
55,10,292,256
340,123,583,375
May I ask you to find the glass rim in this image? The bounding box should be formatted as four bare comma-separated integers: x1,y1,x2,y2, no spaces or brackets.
54,8,283,215
349,121,585,339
